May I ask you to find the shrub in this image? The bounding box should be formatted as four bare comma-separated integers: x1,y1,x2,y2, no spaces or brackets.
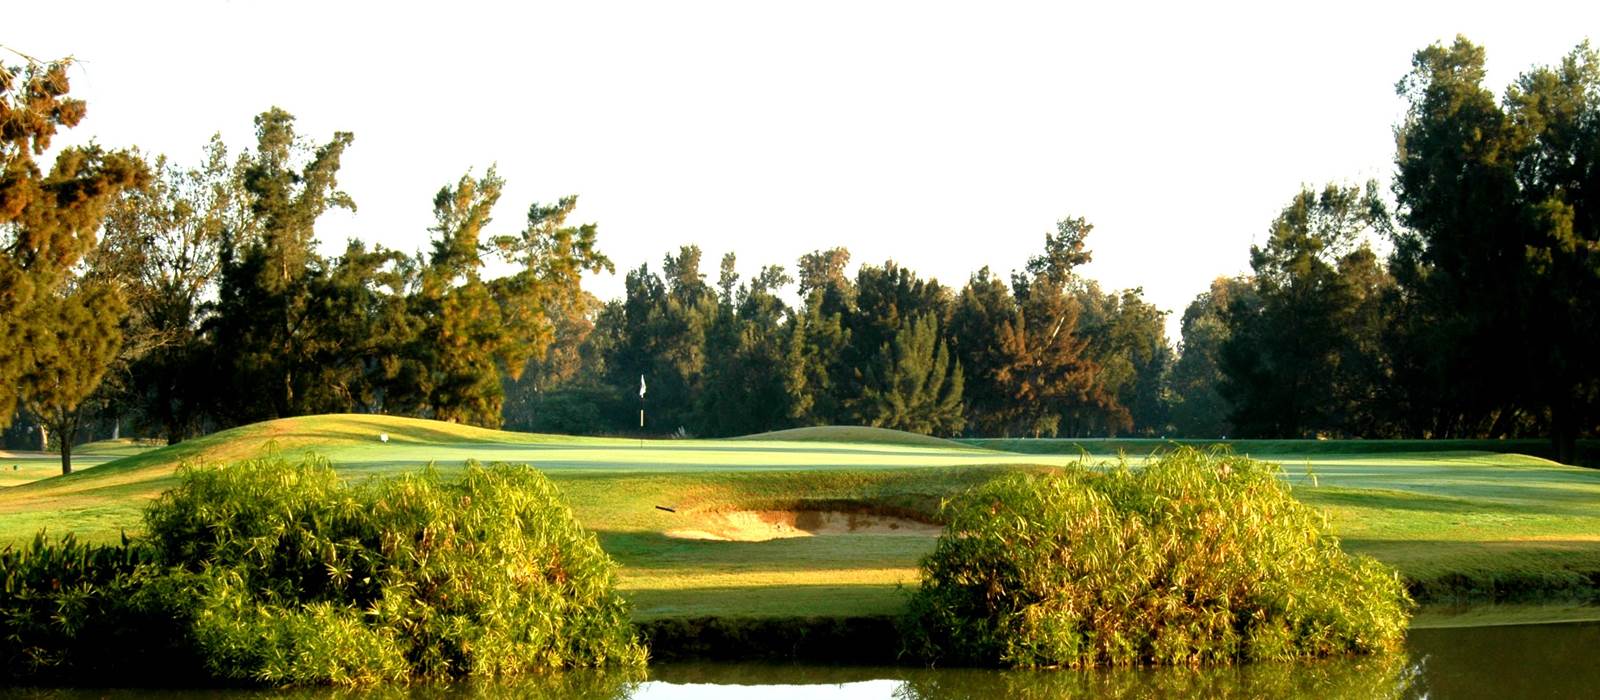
0,456,645,685
0,533,201,684
903,447,1412,668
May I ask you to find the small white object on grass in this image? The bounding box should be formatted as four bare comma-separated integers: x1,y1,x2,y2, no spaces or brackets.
379,433,389,443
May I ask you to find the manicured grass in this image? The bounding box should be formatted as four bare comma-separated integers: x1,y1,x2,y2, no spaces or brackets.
3,414,1598,627
963,437,1600,465
735,426,987,450
0,443,140,487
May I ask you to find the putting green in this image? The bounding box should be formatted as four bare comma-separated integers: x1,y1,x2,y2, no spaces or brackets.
2,414,1598,626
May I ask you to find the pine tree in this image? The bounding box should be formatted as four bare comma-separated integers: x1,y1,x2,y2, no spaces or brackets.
21,283,125,473
855,314,965,435
208,108,354,422
1,55,145,466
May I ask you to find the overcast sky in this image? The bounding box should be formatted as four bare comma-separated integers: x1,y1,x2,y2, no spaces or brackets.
9,1,1598,341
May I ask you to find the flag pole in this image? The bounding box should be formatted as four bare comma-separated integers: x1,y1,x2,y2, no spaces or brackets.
638,374,647,449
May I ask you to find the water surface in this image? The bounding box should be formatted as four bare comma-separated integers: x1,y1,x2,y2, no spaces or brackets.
3,621,1594,699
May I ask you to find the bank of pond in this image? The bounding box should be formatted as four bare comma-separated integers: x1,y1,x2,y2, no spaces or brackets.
0,448,1579,690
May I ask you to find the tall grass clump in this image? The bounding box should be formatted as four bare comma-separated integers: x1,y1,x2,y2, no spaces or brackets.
0,456,644,685
903,447,1411,668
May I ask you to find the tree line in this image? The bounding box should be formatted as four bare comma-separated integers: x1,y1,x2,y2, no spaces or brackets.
3,36,1597,471
504,219,1170,441
1174,37,1600,464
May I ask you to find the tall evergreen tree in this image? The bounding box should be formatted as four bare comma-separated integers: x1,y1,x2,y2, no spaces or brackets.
1220,182,1391,437
1,55,144,469
949,267,1018,435
21,282,124,473
1392,37,1600,461
856,314,965,435
604,247,714,433
1073,283,1171,436
845,262,955,429
786,247,855,425
208,108,354,423
1170,277,1252,437
951,219,1115,437
1,56,145,434
1503,42,1600,461
408,168,508,424
696,260,798,436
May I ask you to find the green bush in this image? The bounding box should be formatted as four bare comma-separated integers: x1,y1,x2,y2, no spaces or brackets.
0,533,201,683
903,447,1412,668
0,457,645,685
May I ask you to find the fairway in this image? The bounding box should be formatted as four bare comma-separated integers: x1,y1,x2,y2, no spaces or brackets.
2,414,1598,626
0,440,153,487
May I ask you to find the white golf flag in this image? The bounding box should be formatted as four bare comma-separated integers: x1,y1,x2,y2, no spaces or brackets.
639,374,647,399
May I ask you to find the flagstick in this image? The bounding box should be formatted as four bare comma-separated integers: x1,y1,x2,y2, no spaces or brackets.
639,374,647,449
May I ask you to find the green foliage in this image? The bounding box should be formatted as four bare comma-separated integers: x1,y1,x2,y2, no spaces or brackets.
0,54,145,452
696,258,800,436
93,138,238,445
1392,37,1600,460
208,108,357,422
854,314,965,435
146,457,646,682
904,447,1412,668
20,282,126,474
0,533,197,684
0,457,645,685
1219,182,1392,439
1170,277,1250,437
951,221,1123,438
1071,282,1172,436
602,247,718,433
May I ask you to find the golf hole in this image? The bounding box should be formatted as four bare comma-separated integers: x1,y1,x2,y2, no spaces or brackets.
665,510,943,542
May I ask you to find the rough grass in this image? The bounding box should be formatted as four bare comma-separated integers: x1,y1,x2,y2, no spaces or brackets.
2,415,1599,628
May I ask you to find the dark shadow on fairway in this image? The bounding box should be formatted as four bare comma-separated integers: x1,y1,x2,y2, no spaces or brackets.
321,458,999,473
1300,489,1536,516
1341,538,1600,602
597,530,937,572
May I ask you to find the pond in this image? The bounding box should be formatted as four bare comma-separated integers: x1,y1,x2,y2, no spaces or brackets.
2,621,1594,699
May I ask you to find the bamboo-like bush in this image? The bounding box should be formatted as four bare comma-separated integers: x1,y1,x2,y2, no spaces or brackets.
903,447,1411,668
0,457,645,685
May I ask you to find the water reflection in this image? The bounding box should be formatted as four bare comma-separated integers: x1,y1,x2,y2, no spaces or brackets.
2,622,1596,699
652,655,1415,699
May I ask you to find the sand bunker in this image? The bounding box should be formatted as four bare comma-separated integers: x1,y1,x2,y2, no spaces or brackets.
666,510,943,542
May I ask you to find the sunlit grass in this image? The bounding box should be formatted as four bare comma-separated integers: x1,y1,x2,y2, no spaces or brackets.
3,414,1599,626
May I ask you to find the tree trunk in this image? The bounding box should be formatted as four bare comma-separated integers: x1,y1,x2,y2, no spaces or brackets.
1487,407,1517,439
111,417,120,440
56,414,78,476
1551,402,1579,466
37,423,48,452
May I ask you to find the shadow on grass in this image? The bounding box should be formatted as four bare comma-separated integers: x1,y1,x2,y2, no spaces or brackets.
1301,485,1600,518
1342,538,1600,603
599,530,936,572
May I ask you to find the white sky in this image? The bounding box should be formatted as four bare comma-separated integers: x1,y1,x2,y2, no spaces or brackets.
9,1,1598,342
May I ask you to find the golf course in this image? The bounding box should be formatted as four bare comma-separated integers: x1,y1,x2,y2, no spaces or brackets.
3,413,1596,634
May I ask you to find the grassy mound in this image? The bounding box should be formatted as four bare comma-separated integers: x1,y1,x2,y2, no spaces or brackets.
904,447,1412,668
0,456,644,685
733,426,985,450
